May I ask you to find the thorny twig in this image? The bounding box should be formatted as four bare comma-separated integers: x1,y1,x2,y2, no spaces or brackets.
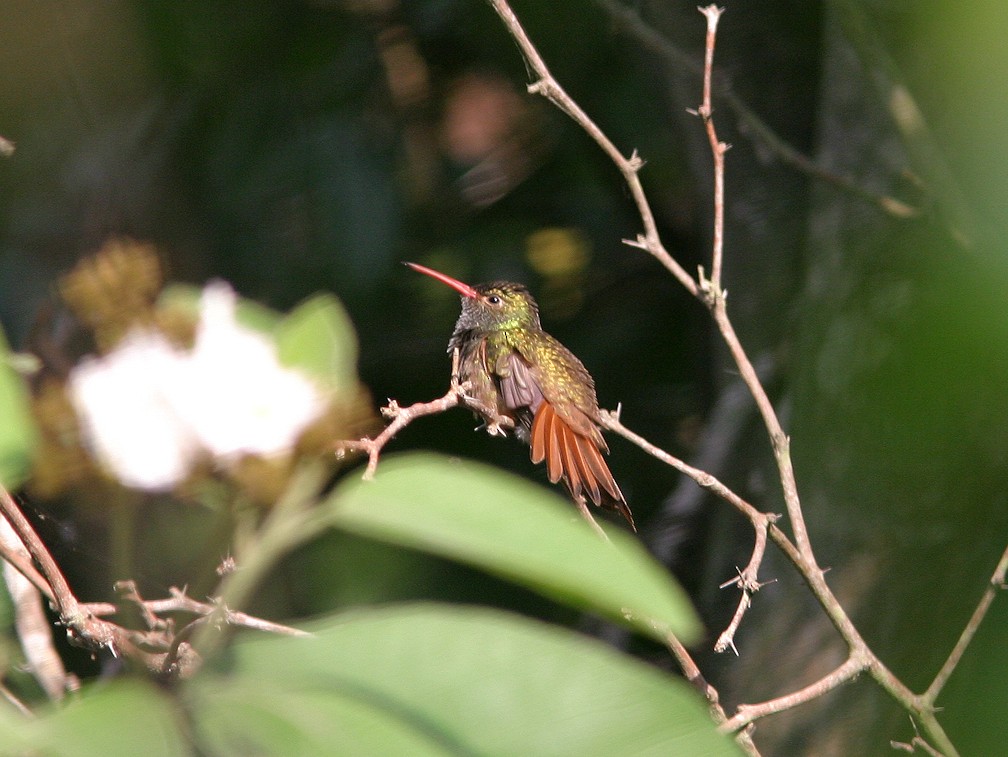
715,517,774,656
0,485,306,683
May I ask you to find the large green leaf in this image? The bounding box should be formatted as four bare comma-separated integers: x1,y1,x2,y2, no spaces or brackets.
187,604,737,757
0,331,38,489
274,293,359,393
0,680,188,757
192,678,449,756
326,453,700,644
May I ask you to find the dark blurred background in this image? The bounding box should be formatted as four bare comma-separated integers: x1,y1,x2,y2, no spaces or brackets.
1,1,1006,754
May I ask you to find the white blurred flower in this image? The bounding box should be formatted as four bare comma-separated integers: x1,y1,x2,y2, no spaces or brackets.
170,282,325,461
68,282,327,491
69,332,197,490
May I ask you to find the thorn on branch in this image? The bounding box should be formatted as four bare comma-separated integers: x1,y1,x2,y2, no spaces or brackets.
622,234,649,251
527,78,550,97
891,717,946,757
381,398,402,419
719,567,776,595
216,554,237,576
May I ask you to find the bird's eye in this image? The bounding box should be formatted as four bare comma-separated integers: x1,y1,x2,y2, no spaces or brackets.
486,295,501,305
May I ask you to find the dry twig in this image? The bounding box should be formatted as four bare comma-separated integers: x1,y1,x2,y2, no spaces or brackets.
0,484,305,683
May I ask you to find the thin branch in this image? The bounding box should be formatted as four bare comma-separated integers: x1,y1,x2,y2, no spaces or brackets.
573,494,609,540
682,8,815,560
892,721,946,757
892,737,944,757
604,400,858,659
609,405,956,751
923,542,1008,705
96,584,310,641
0,486,86,628
721,654,868,733
0,520,55,603
0,483,308,682
337,388,465,478
1,516,68,699
0,682,32,718
485,0,699,297
695,5,728,292
599,408,767,525
633,615,760,756
710,306,813,559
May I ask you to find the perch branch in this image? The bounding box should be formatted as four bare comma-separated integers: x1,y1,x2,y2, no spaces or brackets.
336,388,467,478
335,348,515,478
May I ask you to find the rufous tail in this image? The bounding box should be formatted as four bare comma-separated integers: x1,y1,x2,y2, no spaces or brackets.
530,402,635,530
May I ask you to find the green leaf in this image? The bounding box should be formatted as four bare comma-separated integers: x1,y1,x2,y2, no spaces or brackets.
191,677,449,756
187,604,738,757
0,330,38,489
0,680,188,757
274,293,359,393
327,453,701,644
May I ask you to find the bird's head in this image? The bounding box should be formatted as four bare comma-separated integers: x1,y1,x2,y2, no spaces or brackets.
406,262,541,333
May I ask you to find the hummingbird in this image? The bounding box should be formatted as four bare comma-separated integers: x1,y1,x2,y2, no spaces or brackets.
406,262,635,530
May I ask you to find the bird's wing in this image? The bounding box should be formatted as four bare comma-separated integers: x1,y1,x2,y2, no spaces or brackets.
496,349,545,413
498,339,632,527
513,334,602,440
